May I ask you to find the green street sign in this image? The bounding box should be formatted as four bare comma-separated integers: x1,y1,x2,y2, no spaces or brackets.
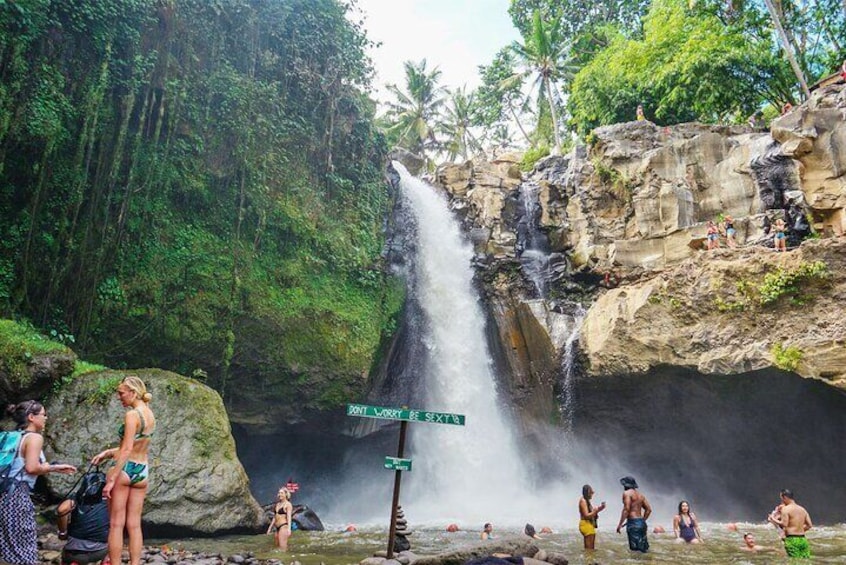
346,403,466,426
384,456,412,471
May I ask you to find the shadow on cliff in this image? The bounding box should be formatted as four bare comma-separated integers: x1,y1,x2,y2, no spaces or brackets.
570,366,846,524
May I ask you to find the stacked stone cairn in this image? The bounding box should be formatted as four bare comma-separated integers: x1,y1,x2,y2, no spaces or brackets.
394,505,412,552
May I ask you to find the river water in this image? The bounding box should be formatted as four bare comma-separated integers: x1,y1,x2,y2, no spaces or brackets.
153,523,846,564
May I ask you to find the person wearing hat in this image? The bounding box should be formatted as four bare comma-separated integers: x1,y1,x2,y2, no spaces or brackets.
615,476,652,553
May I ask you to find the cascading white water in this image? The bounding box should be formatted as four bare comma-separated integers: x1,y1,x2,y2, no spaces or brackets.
393,162,530,524
518,181,551,296
558,305,586,435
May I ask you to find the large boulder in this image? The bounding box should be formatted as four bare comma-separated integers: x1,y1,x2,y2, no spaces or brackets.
45,369,265,535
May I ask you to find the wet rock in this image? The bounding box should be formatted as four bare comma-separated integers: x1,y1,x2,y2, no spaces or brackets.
412,538,539,565
543,552,570,565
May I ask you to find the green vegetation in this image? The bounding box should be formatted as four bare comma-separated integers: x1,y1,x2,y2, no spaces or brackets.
568,0,784,134
714,262,830,313
758,261,829,306
0,1,401,413
771,342,803,372
520,145,551,171
0,320,71,385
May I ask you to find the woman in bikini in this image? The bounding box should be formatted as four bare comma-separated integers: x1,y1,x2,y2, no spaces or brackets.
673,500,703,543
266,487,294,550
92,376,155,565
578,484,607,549
773,218,787,251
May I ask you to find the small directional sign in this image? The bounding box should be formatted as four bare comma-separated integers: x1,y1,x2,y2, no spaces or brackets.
346,403,466,426
384,456,412,472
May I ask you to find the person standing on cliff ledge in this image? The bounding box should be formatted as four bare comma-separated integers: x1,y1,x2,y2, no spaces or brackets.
616,476,652,553
767,489,812,558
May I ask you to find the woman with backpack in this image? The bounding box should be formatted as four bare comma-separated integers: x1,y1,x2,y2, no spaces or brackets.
0,400,76,565
91,376,156,565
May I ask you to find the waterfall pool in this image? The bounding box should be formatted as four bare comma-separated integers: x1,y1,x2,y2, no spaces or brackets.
152,523,846,564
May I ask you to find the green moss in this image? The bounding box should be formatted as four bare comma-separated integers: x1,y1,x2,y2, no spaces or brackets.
771,342,802,372
0,319,71,386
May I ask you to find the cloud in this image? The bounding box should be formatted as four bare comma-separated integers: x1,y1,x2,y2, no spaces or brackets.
353,0,519,104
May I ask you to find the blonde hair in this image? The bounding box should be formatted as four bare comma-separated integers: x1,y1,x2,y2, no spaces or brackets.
277,488,291,501
122,375,152,403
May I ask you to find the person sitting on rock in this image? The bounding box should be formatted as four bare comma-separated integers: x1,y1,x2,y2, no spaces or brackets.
57,469,109,564
481,522,494,540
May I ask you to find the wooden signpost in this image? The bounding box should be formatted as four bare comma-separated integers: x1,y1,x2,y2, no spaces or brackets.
346,403,465,558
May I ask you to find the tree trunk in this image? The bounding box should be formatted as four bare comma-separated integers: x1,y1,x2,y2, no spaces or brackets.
544,77,562,154
762,0,811,99
508,103,533,145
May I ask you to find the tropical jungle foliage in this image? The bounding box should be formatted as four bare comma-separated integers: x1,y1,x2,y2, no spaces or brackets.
0,0,401,413
380,0,845,159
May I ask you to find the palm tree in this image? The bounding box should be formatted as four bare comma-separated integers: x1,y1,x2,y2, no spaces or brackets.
507,11,575,154
439,87,483,162
384,59,446,159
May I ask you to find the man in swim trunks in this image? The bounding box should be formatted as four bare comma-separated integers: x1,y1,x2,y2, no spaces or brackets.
767,489,812,558
616,476,652,553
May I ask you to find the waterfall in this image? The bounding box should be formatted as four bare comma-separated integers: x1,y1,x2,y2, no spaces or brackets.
393,162,529,524
557,304,586,435
517,181,551,297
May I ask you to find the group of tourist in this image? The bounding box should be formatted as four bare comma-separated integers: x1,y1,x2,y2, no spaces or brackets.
706,214,793,251
573,476,813,558
705,215,738,250
0,376,155,565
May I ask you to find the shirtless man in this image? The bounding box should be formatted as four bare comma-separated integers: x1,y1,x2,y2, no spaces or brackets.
741,532,764,552
615,476,652,553
767,489,812,558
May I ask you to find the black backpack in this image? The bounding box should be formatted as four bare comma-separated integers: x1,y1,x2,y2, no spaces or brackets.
67,468,109,543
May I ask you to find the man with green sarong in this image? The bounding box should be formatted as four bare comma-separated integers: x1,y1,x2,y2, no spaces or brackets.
767,489,812,558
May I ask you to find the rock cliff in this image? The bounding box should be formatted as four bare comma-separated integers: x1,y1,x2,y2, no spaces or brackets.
434,83,846,392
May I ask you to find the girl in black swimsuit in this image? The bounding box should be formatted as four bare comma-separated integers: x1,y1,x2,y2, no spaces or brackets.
266,488,293,551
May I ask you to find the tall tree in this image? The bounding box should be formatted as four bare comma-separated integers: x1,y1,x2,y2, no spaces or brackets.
762,0,811,98
475,48,533,145
568,0,785,134
439,87,482,162
383,59,446,160
507,11,574,154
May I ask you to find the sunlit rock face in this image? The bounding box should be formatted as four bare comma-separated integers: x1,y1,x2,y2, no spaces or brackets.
580,237,846,387
429,84,846,389
770,84,846,235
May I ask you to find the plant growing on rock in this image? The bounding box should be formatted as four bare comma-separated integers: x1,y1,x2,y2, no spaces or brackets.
771,342,803,372
758,261,829,306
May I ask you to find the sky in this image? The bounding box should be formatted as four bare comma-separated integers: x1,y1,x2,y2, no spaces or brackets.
352,0,521,104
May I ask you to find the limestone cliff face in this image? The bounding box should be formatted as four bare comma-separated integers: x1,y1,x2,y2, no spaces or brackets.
581,238,846,388
434,83,846,389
